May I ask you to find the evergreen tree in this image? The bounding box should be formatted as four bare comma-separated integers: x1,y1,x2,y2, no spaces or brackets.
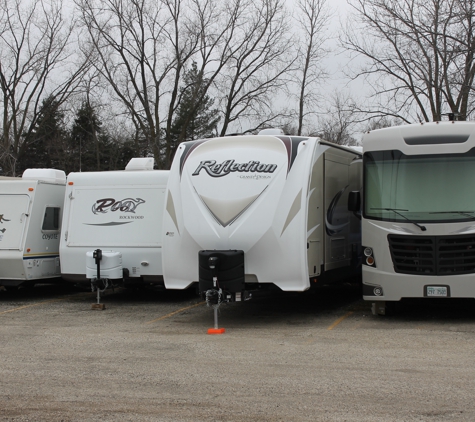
169,62,220,157
70,101,103,172
20,96,67,171
112,139,136,170
99,134,137,171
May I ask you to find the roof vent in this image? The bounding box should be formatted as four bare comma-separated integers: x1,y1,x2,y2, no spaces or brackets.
125,157,154,171
22,169,66,184
257,128,285,136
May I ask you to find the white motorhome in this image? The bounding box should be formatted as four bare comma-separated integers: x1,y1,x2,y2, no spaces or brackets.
360,121,475,314
0,169,66,289
163,134,362,300
60,158,169,287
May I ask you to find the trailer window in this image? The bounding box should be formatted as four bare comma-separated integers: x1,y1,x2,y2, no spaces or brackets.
42,207,60,231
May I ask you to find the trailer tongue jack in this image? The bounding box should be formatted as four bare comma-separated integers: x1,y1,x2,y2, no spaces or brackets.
199,250,246,334
206,287,225,335
86,249,123,310
91,249,107,310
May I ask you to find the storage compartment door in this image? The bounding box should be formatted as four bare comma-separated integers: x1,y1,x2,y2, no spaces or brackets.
0,194,30,250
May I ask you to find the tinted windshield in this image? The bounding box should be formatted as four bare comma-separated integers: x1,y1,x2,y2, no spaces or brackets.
364,149,475,223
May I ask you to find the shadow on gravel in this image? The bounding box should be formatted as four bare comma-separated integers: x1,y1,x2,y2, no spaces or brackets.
106,284,200,304
0,280,198,302
0,281,79,301
182,280,366,329
0,278,367,326
375,297,475,324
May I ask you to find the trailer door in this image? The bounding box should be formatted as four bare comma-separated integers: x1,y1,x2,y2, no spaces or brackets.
0,194,30,250
324,152,351,270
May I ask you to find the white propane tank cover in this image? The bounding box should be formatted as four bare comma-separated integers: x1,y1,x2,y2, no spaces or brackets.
22,168,67,184
125,157,154,171
86,251,123,280
257,128,285,136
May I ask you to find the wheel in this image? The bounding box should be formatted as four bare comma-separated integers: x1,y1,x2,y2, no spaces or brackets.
372,301,398,316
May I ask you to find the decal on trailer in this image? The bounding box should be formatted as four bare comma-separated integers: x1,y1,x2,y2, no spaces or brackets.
0,214,10,239
325,186,349,236
179,139,209,177
277,136,308,173
84,198,147,227
92,198,145,214
179,136,308,178
0,214,11,223
177,136,293,228
192,160,277,177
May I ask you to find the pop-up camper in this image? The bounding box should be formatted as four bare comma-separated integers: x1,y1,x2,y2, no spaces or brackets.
0,169,66,289
163,134,362,300
60,158,169,287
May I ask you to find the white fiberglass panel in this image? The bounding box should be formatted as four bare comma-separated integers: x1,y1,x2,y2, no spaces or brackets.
67,187,165,247
0,194,30,250
181,137,290,252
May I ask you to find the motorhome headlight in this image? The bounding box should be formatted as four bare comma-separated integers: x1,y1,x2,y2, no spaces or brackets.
362,246,376,267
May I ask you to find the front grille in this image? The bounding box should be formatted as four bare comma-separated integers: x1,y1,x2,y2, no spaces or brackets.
388,234,475,276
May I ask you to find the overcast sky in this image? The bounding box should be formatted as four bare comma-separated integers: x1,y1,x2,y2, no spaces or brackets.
320,0,368,100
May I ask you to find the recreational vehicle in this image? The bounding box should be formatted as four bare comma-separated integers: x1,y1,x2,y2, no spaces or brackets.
60,158,169,287
359,121,475,314
163,133,362,300
0,169,66,289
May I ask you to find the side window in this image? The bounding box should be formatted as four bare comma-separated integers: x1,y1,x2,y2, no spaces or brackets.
42,207,60,231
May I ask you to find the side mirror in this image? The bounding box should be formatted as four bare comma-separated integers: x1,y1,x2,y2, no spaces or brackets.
348,191,361,212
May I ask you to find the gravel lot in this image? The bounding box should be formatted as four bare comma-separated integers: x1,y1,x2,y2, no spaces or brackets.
1,281,475,421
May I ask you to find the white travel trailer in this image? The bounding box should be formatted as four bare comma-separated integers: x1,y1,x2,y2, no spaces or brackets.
360,121,475,314
0,169,66,289
163,134,362,300
60,158,169,287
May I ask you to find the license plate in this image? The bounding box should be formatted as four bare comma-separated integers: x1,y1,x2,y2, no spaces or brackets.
426,286,448,297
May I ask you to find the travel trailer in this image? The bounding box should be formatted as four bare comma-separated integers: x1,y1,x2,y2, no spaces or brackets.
358,121,475,315
0,169,66,289
163,133,362,301
60,158,169,287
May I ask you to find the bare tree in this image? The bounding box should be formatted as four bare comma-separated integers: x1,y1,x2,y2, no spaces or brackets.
341,0,475,122
162,0,243,163
293,0,331,135
0,0,90,176
215,0,297,136
77,0,297,167
364,115,403,131
75,0,202,168
317,91,359,145
174,0,296,139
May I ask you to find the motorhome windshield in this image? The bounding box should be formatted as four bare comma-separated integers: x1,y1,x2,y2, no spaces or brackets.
364,148,475,223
